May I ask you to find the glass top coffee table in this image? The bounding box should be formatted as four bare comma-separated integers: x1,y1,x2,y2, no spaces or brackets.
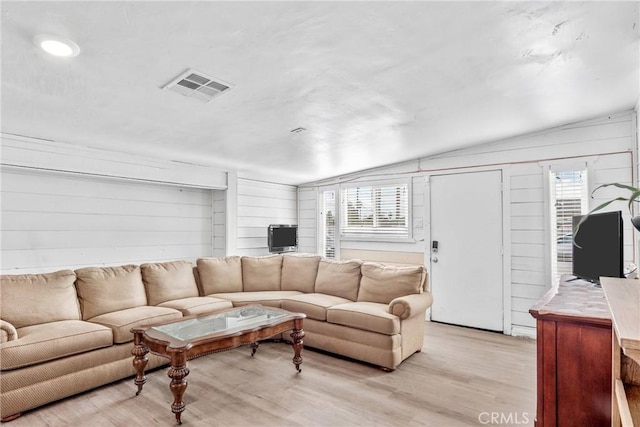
131,305,306,424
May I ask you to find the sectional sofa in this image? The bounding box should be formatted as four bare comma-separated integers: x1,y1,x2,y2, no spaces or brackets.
0,253,432,421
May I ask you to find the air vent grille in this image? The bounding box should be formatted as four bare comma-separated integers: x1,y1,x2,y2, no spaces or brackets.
163,69,233,103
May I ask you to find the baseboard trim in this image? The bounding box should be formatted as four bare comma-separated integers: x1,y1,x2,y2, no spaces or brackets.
511,325,536,339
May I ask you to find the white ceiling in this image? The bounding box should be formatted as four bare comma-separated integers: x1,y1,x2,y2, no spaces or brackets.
2,1,639,185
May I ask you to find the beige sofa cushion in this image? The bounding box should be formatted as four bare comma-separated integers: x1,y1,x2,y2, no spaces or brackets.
242,255,283,292
327,302,400,335
0,320,113,370
157,296,232,316
281,293,353,321
281,254,322,293
0,270,80,328
75,265,147,320
357,263,425,304
210,291,301,308
197,256,243,294
315,259,362,301
88,306,182,344
141,260,199,306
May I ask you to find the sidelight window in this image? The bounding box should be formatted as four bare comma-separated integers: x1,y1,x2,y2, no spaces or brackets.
550,169,588,283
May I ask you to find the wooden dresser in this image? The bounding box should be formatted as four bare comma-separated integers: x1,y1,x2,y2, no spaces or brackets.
601,277,640,426
529,278,612,427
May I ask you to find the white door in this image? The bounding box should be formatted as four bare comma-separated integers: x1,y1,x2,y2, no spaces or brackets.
429,170,504,331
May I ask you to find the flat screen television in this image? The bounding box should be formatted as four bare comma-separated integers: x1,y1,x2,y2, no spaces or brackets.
572,210,623,284
268,224,298,253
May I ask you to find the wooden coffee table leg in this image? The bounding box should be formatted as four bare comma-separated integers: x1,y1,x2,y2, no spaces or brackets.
290,319,305,373
132,330,149,395
250,341,259,357
167,351,190,425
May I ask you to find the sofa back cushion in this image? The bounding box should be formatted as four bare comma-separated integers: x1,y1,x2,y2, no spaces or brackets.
197,256,243,294
75,265,147,320
0,270,80,328
315,259,362,301
357,262,425,304
242,255,283,292
281,254,322,293
141,260,199,305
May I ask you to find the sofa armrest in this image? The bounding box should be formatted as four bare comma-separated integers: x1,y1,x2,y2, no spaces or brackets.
388,293,433,320
0,319,18,343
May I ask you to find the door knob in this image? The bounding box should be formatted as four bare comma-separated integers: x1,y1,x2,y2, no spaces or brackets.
432,256,438,263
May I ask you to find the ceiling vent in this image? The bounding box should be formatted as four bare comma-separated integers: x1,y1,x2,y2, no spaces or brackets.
163,69,233,103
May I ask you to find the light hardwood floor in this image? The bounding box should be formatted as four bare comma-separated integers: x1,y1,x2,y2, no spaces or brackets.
7,322,536,426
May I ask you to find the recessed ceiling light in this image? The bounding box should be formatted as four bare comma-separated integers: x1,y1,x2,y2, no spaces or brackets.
33,34,80,57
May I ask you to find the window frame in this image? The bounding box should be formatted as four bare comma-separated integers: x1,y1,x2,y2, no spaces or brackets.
319,188,337,258
339,179,413,242
548,164,589,284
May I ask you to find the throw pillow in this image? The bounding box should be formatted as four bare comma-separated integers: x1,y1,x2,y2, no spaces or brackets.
242,255,283,292
281,254,322,293
75,265,147,320
0,270,80,328
141,260,199,305
196,256,243,294
315,259,362,301
357,262,425,304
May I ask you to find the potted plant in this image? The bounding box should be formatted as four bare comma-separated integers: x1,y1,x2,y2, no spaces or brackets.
584,183,640,231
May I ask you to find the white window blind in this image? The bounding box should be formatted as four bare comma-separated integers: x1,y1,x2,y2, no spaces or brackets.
550,169,588,282
340,181,410,238
321,190,336,258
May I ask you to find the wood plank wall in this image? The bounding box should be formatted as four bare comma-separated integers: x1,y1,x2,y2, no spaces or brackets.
298,110,637,337
235,178,298,256
1,168,216,274
509,163,547,330
297,187,318,254
0,134,227,189
212,190,226,257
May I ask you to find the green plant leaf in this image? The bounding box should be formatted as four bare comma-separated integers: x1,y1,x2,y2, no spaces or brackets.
588,197,630,215
574,196,630,238
591,182,640,196
573,182,640,240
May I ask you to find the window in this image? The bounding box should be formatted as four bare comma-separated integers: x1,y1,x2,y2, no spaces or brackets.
550,169,588,283
320,190,336,258
340,180,410,239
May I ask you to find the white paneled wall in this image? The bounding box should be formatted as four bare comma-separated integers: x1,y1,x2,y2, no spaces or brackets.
411,176,426,246
298,187,318,253
235,178,297,256
1,168,215,274
508,152,634,330
1,134,227,189
298,110,637,337
424,113,636,335
509,163,547,329
212,190,226,257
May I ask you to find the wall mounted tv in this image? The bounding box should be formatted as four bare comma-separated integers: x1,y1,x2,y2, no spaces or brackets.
268,224,298,253
572,210,623,284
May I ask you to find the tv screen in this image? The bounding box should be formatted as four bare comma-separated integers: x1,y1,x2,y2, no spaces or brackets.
572,211,623,284
268,224,297,253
